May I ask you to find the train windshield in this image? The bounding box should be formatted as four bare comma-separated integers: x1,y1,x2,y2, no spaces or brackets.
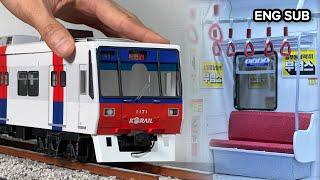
121,63,160,97
98,48,181,98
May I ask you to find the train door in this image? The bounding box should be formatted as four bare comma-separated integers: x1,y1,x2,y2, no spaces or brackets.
49,65,67,131
78,64,89,129
0,66,7,122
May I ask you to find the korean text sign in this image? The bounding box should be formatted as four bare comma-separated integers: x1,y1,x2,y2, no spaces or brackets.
200,61,224,88
282,49,316,78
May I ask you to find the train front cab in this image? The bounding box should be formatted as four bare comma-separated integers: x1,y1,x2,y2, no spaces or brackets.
210,51,319,179
92,46,183,162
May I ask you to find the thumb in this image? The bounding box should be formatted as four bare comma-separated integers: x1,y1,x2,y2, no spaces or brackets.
0,0,75,58
35,18,75,58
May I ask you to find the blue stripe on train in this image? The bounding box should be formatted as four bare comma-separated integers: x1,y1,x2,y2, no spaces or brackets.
52,102,63,132
0,99,7,125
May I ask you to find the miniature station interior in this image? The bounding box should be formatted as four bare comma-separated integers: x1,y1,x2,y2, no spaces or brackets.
187,0,320,179
0,0,320,179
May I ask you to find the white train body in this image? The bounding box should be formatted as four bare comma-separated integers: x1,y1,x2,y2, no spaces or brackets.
0,36,183,162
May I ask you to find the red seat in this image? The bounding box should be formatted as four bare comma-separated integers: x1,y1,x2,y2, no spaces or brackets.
211,139,293,154
211,111,311,154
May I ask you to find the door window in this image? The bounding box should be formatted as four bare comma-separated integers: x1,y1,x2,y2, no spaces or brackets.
4,72,9,86
18,71,28,96
28,71,39,97
18,71,40,97
51,71,57,87
60,71,66,87
80,70,87,95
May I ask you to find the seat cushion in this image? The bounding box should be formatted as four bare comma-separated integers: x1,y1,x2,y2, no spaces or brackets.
229,111,311,144
211,139,293,154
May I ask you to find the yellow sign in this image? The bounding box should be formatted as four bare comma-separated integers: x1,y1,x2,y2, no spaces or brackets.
282,50,316,77
200,61,223,88
248,75,268,89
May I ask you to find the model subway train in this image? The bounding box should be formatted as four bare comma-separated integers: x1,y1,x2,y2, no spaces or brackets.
0,35,182,162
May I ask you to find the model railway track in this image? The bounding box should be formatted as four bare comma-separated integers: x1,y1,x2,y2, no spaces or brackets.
113,163,213,180
0,145,159,180
0,136,35,150
0,137,212,180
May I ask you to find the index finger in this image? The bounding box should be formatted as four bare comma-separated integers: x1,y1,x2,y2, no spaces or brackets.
94,0,170,44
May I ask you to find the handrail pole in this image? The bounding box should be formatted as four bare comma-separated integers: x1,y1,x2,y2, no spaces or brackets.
295,33,302,131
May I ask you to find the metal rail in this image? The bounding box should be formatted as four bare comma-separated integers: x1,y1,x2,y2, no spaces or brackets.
0,145,159,180
114,163,213,180
0,137,213,180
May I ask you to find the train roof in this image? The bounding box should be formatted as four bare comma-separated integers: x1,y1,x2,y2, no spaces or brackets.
0,35,180,56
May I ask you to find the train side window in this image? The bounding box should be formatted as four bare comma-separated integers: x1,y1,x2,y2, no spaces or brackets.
4,72,9,86
18,71,28,96
80,70,87,95
28,71,39,97
60,71,66,87
51,71,57,87
0,72,2,85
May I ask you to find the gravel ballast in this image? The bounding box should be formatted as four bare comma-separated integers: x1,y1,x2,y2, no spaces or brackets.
0,154,117,180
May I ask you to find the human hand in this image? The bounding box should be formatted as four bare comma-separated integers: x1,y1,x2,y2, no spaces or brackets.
0,0,169,58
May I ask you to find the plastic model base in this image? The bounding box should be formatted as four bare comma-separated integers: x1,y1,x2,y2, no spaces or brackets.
93,135,175,162
211,147,312,180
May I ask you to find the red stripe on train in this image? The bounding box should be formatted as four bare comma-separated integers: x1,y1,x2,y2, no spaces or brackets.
0,46,7,99
52,54,64,102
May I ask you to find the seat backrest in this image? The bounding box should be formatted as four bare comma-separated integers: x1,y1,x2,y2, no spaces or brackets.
229,111,311,144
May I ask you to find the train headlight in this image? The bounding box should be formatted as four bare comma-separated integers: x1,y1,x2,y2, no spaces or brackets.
168,108,179,116
104,108,115,117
